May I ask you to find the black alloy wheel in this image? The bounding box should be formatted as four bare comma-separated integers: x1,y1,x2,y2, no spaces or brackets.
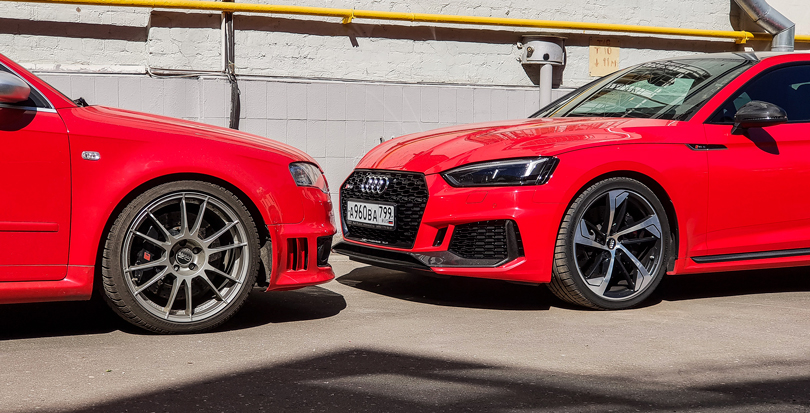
549,177,670,310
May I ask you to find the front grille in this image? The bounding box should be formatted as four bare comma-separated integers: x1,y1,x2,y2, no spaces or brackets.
449,220,523,260
341,170,428,249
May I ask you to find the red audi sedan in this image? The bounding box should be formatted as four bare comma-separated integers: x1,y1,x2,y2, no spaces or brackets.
335,52,810,310
0,53,336,333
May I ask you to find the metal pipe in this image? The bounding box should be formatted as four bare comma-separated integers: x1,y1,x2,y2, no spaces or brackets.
734,0,795,51
2,0,766,43
539,64,553,108
222,0,240,130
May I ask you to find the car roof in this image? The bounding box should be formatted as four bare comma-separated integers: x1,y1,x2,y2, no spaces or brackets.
664,51,810,62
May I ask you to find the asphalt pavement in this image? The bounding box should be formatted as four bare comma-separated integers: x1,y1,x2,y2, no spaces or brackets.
2,256,810,412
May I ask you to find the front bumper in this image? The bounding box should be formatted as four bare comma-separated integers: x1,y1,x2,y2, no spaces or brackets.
336,173,562,284
265,187,336,291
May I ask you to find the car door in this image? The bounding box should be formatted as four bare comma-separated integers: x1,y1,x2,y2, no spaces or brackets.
0,65,71,281
703,64,810,257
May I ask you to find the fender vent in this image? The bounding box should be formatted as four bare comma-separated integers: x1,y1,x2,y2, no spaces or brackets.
286,238,309,271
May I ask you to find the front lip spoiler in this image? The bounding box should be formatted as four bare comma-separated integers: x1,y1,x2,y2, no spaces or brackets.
333,238,521,274
333,241,433,273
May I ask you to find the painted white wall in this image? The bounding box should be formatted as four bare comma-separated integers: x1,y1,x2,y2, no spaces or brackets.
769,0,810,35
4,0,808,88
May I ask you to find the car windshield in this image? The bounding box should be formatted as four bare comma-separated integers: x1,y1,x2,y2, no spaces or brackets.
531,57,754,121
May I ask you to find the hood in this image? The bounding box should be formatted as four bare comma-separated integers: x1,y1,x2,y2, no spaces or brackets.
68,106,316,163
356,117,686,174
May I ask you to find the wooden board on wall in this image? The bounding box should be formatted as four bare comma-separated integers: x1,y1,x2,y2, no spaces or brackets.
589,38,620,77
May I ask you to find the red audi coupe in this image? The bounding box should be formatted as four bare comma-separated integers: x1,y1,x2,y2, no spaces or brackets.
335,52,810,310
0,53,336,333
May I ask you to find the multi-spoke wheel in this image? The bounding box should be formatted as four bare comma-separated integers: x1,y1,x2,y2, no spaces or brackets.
549,177,670,309
102,181,260,333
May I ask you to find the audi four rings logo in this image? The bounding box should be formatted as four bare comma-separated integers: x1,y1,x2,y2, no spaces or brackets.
361,176,390,194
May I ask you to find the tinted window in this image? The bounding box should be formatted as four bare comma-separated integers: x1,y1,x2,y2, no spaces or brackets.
533,58,753,121
0,64,51,109
711,65,810,123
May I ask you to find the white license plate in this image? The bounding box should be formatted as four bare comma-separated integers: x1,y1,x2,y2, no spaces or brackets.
346,200,396,228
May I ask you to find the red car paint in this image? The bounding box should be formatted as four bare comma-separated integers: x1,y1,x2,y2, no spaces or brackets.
0,53,335,305
338,52,810,283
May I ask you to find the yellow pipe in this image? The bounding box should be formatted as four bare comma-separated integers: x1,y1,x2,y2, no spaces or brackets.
5,0,809,44
1,0,761,42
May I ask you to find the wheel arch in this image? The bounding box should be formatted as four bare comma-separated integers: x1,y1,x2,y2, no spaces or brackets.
92,173,271,291
564,170,680,272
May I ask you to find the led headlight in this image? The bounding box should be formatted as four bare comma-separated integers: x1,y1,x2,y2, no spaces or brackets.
442,157,558,187
289,162,329,193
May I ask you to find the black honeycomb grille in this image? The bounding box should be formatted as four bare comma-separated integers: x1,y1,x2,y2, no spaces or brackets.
449,220,524,260
341,170,428,248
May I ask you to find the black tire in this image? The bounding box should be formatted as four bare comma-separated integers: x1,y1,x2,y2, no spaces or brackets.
548,177,670,310
101,180,260,333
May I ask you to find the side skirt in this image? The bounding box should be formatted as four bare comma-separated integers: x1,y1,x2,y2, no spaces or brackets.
0,265,93,305
692,248,810,264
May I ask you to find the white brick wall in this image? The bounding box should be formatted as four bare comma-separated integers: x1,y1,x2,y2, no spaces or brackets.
233,0,775,86
5,1,810,86
147,12,223,72
0,4,149,71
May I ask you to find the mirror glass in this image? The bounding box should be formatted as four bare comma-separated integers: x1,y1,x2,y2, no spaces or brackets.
0,72,31,104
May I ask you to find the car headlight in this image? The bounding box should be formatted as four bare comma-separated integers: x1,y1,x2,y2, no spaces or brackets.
289,162,329,193
441,157,559,187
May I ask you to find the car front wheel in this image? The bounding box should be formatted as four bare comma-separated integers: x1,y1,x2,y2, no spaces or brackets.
548,177,670,310
101,180,260,333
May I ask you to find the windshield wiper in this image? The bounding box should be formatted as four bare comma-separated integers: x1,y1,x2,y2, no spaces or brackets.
622,108,657,118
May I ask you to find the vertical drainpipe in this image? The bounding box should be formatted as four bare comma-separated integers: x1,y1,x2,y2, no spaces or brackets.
733,0,795,52
538,64,554,107
222,0,240,129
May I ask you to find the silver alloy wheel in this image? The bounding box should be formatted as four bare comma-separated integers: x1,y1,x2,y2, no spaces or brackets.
572,189,664,301
121,192,250,323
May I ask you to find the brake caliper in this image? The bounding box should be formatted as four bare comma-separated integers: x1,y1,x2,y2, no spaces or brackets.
131,249,153,284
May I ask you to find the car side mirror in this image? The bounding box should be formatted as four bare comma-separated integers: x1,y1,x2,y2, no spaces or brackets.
731,100,788,135
0,72,31,104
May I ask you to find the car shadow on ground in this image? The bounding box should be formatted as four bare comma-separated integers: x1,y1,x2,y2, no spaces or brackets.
0,286,346,340
338,263,810,311
68,347,810,412
214,286,347,332
337,265,553,311
654,266,810,302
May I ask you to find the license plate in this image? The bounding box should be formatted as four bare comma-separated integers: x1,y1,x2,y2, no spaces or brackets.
346,200,396,229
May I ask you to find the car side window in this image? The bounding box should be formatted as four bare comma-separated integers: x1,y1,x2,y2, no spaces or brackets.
0,64,51,109
711,65,810,123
